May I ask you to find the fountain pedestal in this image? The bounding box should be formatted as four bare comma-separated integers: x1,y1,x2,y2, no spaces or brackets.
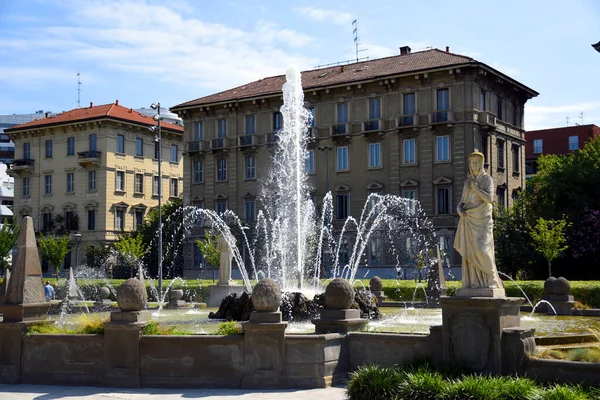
208,284,245,307
312,309,367,334
440,296,530,374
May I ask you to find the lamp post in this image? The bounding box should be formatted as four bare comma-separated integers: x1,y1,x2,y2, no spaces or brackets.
150,103,163,300
73,232,82,270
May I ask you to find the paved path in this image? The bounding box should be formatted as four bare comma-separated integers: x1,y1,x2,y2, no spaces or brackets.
0,384,347,399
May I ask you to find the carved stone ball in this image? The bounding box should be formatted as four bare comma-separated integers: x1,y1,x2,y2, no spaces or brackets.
325,278,355,310
252,278,282,312
544,277,557,294
553,277,571,295
170,289,184,301
369,276,383,292
116,278,147,312
98,286,111,300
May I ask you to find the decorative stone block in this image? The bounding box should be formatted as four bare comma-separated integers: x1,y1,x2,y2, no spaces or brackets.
110,310,149,323
116,278,147,312
252,278,281,312
325,278,354,310
249,311,282,323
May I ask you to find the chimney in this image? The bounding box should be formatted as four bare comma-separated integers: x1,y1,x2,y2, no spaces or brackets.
89,102,93,108
446,46,450,53
115,100,119,106
400,46,411,56
340,65,344,73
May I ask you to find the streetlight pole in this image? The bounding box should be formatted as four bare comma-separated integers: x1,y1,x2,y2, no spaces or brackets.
150,103,163,301
73,232,82,270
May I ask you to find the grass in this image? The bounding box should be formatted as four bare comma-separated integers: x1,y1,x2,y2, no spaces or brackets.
211,321,243,335
141,320,192,336
535,327,600,363
26,314,108,335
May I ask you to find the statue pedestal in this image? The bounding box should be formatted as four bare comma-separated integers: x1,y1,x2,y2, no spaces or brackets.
208,284,245,307
455,288,505,298
440,296,526,373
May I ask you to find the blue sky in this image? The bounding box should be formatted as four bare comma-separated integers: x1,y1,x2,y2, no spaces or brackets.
0,0,599,130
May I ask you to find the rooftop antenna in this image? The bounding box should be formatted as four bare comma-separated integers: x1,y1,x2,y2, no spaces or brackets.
580,112,584,125
566,116,570,127
352,19,367,62
77,73,81,108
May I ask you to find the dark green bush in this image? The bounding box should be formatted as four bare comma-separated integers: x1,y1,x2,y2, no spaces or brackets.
540,384,592,400
346,365,404,400
398,365,446,400
212,321,243,335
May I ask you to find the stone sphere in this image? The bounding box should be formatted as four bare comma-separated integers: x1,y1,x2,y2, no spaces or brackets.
554,277,571,295
252,278,282,312
170,289,184,301
98,286,111,300
369,276,383,292
325,278,355,310
116,278,147,311
544,277,557,294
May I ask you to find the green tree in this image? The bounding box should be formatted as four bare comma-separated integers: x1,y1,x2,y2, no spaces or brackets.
38,234,71,278
0,220,19,270
114,234,148,277
85,243,114,276
529,216,570,278
196,231,220,282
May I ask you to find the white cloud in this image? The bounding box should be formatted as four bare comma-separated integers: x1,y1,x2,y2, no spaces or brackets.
525,101,600,130
489,62,520,77
296,7,353,26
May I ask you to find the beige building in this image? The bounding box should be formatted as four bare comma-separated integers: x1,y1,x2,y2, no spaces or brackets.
6,101,184,269
171,47,537,277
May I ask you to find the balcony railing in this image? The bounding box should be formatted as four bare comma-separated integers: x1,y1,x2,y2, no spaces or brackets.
397,115,416,128
12,159,34,167
266,132,279,143
187,140,207,152
430,110,454,125
478,111,497,128
330,124,347,136
211,138,225,149
239,135,255,146
363,120,380,132
77,150,102,168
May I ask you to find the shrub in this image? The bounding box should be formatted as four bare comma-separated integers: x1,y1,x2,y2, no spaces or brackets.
540,384,591,400
74,314,107,334
346,365,404,400
565,348,600,363
26,322,64,335
398,365,446,400
141,320,191,335
445,374,498,400
212,321,243,335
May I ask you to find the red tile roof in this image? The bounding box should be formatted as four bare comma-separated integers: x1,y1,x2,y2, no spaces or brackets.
6,102,184,133
172,48,537,110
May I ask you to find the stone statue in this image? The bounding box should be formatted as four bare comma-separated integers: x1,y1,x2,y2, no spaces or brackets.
217,235,234,286
454,151,503,296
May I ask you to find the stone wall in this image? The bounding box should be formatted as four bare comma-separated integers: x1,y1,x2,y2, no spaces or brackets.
524,358,600,387
347,332,430,370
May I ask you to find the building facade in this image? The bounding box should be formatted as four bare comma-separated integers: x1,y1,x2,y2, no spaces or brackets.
525,124,600,178
172,47,537,278
6,101,184,269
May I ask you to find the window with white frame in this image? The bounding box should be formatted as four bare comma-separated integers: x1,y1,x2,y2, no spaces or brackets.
368,98,381,120
170,178,178,197
245,155,256,179
22,177,30,197
135,174,144,193
533,139,543,154
403,138,416,164
193,160,203,183
116,171,125,191
88,170,96,191
568,136,579,151
193,122,203,140
45,140,52,158
273,112,283,131
402,188,417,215
304,149,315,174
115,208,125,230
336,146,349,171
437,187,450,214
44,175,52,195
245,199,255,223
368,143,381,168
66,173,74,193
217,158,227,181
336,193,349,219
403,93,416,118
245,114,256,135
153,176,159,195
436,135,450,162
116,135,125,153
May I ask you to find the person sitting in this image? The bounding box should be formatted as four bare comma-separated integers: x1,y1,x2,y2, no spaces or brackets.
44,281,55,300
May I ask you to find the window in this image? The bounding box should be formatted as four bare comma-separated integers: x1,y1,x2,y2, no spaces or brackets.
402,93,416,125
23,142,31,160
512,190,520,203
482,136,489,166
436,88,449,123
45,140,52,158
402,188,417,215
87,209,96,230
42,212,52,232
136,138,144,157
170,144,178,163
245,199,255,223
369,98,381,120
22,177,30,197
154,141,160,159
153,176,159,195
193,122,203,141
116,171,125,191
497,140,505,170
336,193,349,219
89,134,97,151
438,235,452,267
512,103,520,127
480,90,486,111
336,146,349,171
216,200,227,215
194,244,203,268
568,136,579,151
533,139,543,154
436,135,450,162
437,187,450,214
497,98,503,120
135,210,144,229
217,118,227,138
66,173,74,193
512,145,520,173
308,107,315,127
304,150,315,174
88,170,96,191
337,102,349,123
170,178,179,197
497,187,506,207
135,174,144,193
116,135,125,153
67,137,75,155
403,139,416,165
273,112,283,131
44,175,52,195
245,155,256,179
115,209,125,231
245,114,256,135
193,160,203,183
64,211,74,231
217,158,227,181
369,237,382,266
368,143,381,168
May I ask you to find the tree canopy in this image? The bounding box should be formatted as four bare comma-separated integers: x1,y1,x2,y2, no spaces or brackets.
38,234,71,277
